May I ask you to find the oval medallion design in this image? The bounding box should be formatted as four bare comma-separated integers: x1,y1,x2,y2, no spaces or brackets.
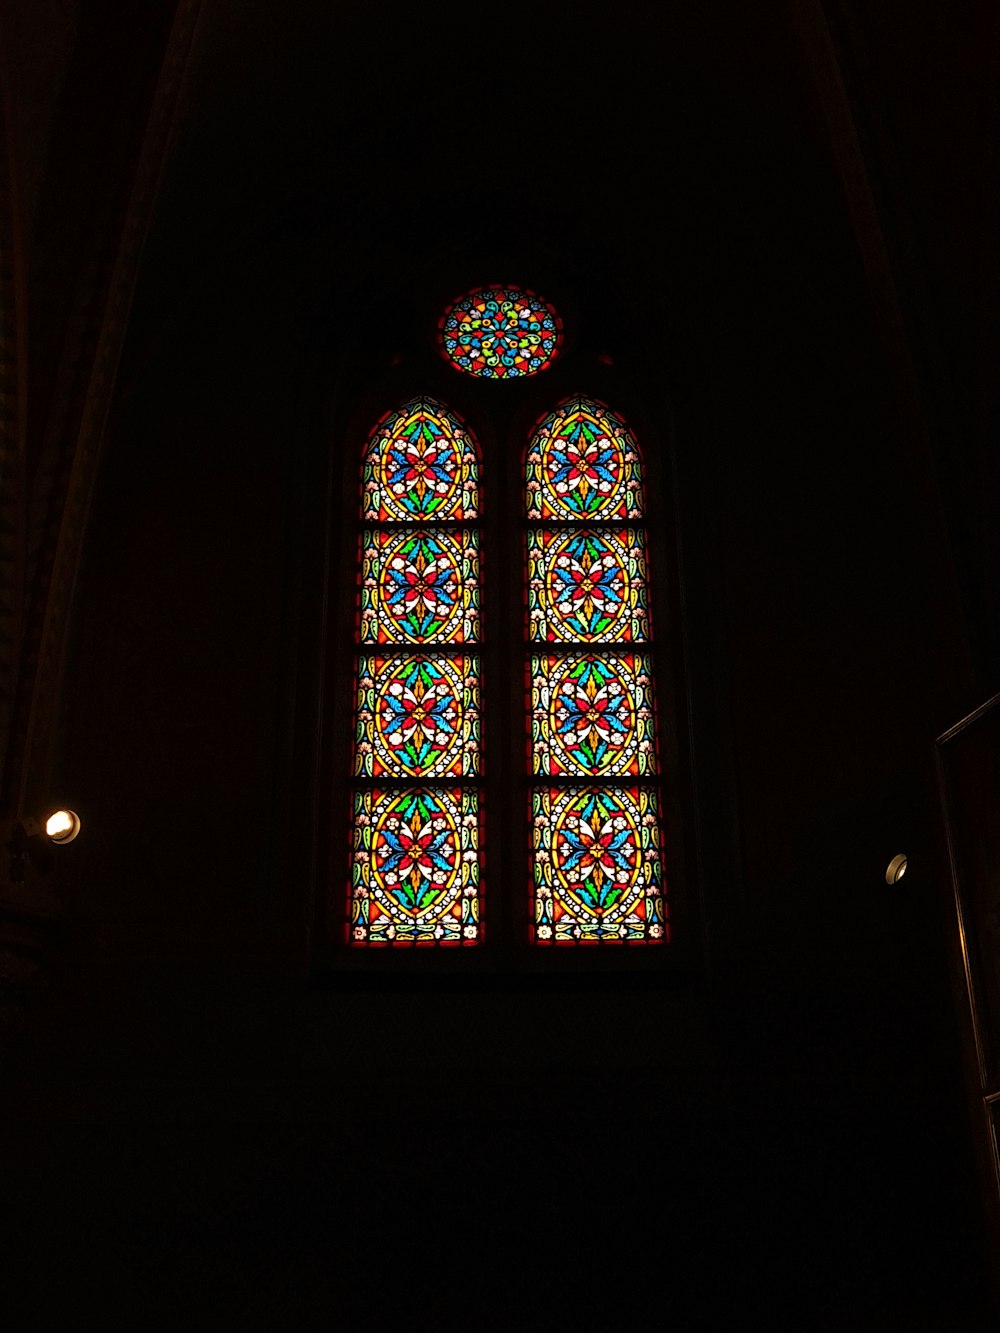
351,788,481,944
355,655,480,778
530,654,657,777
527,529,647,643
361,528,479,644
551,787,643,921
531,787,666,943
362,397,478,523
526,396,643,521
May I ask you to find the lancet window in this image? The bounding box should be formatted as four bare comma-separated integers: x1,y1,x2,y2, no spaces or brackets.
525,396,667,944
349,397,483,946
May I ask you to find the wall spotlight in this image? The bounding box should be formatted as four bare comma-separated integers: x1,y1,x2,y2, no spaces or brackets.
45,809,81,843
6,808,82,883
885,853,908,886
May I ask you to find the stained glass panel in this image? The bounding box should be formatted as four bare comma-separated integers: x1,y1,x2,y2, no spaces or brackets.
439,285,562,379
526,528,648,643
531,786,666,944
362,397,478,523
355,654,480,778
529,653,657,777
351,787,481,945
526,396,643,521
360,528,479,644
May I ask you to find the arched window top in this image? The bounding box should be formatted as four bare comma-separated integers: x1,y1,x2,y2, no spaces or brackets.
438,284,562,379
361,396,479,523
526,395,644,522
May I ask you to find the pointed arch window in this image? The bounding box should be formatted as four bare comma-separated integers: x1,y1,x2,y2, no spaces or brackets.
341,290,674,958
526,396,667,944
349,397,483,946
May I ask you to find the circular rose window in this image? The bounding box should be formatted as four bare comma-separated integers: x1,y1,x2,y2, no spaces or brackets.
438,284,562,379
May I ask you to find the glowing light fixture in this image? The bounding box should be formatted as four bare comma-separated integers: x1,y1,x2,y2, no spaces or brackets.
885,853,907,886
45,809,81,843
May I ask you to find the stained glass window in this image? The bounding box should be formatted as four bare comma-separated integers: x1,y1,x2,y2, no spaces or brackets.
532,787,666,943
529,653,656,778
525,396,668,945
360,529,480,645
526,529,649,644
355,655,480,779
362,397,478,522
350,398,483,946
526,396,643,520
438,285,563,379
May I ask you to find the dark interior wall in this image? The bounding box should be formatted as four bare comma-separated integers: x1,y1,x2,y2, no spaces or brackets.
4,1,997,1327
824,0,1000,679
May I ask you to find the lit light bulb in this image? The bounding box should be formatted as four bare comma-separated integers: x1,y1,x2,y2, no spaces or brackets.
45,809,81,843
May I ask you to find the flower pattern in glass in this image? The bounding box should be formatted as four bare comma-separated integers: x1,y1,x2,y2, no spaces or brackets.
526,396,643,521
355,654,480,778
532,787,666,944
360,528,479,644
530,653,656,777
352,787,481,945
362,397,478,523
526,528,648,643
439,285,562,379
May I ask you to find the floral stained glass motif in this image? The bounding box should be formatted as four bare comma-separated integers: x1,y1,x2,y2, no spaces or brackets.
352,787,481,945
526,528,648,643
355,654,480,778
524,395,667,947
530,653,657,777
439,285,562,379
532,787,666,943
360,529,479,645
362,397,478,523
351,396,482,950
526,396,644,521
